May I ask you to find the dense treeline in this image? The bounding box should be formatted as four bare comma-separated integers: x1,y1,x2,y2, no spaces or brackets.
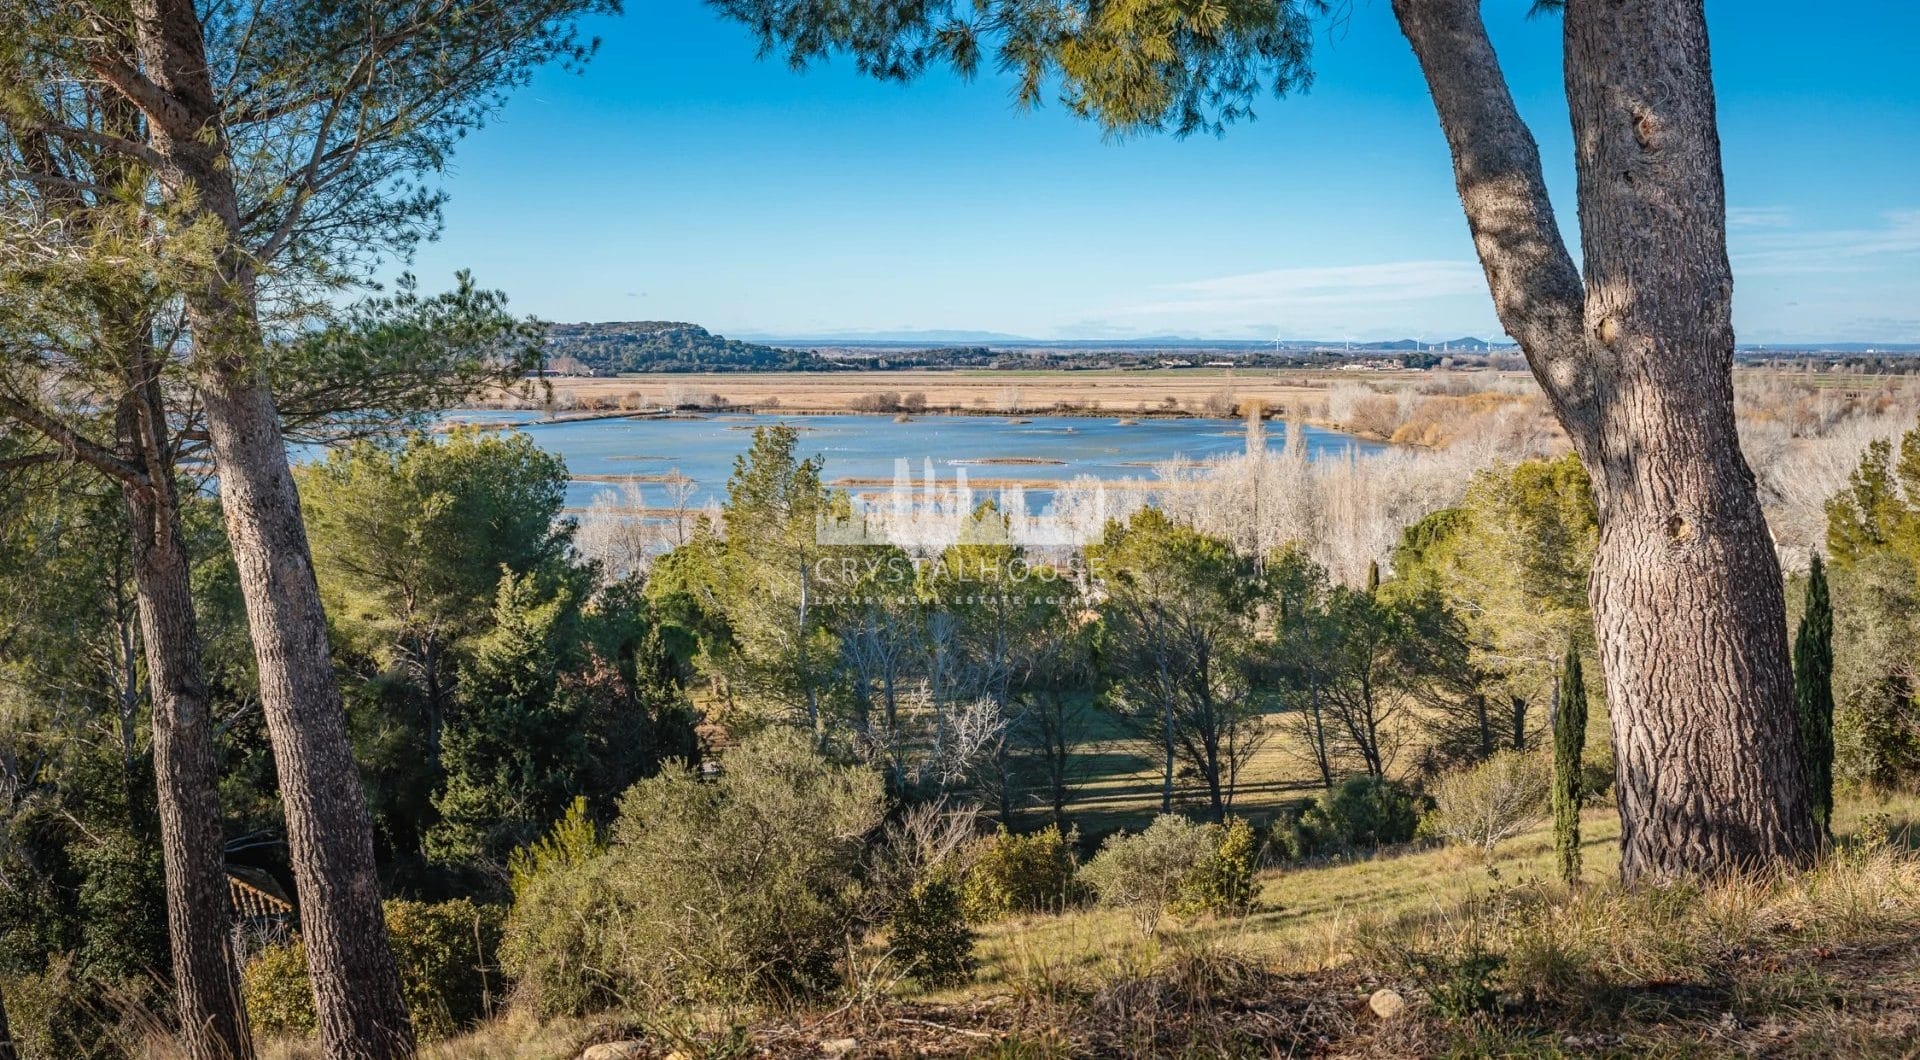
543,322,839,373
0,430,702,1052
624,427,1601,819
6,409,1919,1051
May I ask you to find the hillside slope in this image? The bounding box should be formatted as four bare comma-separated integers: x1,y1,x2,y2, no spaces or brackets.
543,321,835,373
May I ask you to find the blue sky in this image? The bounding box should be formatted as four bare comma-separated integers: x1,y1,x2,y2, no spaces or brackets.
399,1,1919,343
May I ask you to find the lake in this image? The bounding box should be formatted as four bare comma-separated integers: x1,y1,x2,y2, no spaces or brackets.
432,411,1385,512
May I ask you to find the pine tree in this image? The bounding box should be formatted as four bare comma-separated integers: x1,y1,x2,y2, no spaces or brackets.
430,572,586,866
1553,642,1588,885
717,0,1825,883
15,3,612,1048
1794,554,1836,843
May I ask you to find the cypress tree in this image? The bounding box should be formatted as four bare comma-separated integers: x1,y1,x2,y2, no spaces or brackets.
1365,559,1381,596
1553,641,1588,885
1794,554,1836,843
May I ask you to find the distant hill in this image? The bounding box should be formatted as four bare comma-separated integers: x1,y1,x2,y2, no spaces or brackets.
544,321,836,373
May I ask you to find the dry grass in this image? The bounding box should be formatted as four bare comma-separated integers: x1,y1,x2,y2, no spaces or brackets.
943,807,1626,1000
959,794,1919,987
517,368,1340,419
358,793,1920,1058
258,1010,615,1060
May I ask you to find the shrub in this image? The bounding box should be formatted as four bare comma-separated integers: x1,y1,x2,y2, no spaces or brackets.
1175,817,1261,916
1579,759,1615,806
850,391,903,412
241,941,318,1040
386,899,507,1040
1424,751,1552,855
1409,940,1505,1019
501,727,886,1009
1347,393,1405,437
609,728,885,1002
498,796,616,1018
663,383,724,409
1284,776,1431,859
508,795,603,898
887,877,975,987
70,830,169,983
866,801,980,987
498,849,624,1019
960,824,1080,921
3,955,159,1060
1082,815,1218,935
241,898,506,1042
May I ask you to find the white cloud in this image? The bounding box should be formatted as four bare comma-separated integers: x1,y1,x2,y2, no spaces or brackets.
1727,206,1793,229
1732,210,1920,343
1091,260,1498,338
1732,210,1920,277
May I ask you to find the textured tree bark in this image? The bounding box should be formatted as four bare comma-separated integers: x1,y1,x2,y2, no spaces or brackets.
1563,0,1814,881
119,0,415,1054
15,61,255,1057
196,381,414,1056
121,362,255,1060
1394,0,1817,881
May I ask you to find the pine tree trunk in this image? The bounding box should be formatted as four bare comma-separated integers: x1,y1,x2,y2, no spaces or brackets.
122,0,415,1053
1394,0,1817,881
29,65,255,1056
1563,0,1814,880
197,379,414,1056
121,385,255,1060
1160,695,1175,814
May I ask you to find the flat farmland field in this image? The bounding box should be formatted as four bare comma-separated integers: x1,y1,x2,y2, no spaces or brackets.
504,364,1889,428
514,367,1453,416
